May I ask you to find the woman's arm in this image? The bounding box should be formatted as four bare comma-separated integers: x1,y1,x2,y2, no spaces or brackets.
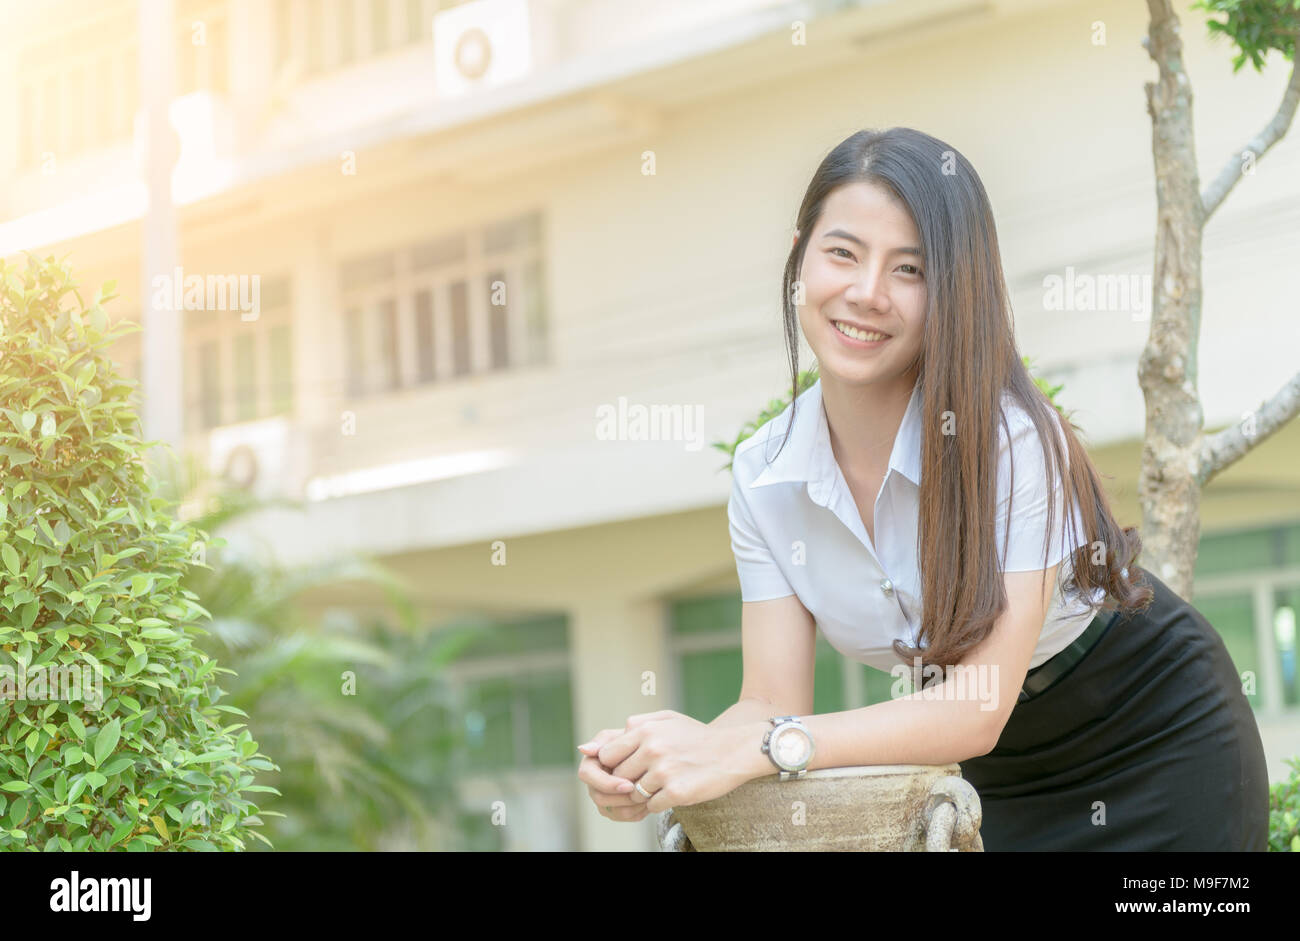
711,594,818,729
719,565,1060,782
710,696,791,729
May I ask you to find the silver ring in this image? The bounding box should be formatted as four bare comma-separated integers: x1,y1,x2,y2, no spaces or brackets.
634,781,653,799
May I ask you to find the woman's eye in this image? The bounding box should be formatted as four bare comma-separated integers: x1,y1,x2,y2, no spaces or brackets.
829,247,855,260
900,264,923,276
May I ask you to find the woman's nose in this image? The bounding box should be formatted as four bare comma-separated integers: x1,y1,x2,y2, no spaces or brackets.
843,267,891,310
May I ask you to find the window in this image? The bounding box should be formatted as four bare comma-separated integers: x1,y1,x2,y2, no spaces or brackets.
486,269,509,370
14,4,222,173
414,289,435,382
276,0,437,80
183,274,295,432
269,324,294,415
1273,588,1298,708
670,594,879,725
198,341,221,430
371,0,390,55
233,333,257,422
339,0,358,66
1193,593,1262,709
275,0,293,73
174,3,231,96
1193,520,1300,713
435,614,574,774
337,212,547,397
449,281,470,377
433,613,577,850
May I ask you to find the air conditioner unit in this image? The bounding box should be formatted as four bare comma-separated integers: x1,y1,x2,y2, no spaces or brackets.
207,416,292,500
433,0,537,97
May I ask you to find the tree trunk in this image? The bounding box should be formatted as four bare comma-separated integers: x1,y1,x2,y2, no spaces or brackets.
1141,0,1205,600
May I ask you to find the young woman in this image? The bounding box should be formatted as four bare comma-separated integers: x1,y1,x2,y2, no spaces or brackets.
576,127,1270,851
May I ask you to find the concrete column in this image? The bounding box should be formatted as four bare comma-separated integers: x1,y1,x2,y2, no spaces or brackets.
569,594,675,852
139,0,183,459
285,225,334,497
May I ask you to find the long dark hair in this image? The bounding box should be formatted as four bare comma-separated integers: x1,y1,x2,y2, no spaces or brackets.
771,127,1153,669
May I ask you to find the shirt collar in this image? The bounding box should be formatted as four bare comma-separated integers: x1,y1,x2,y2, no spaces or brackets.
749,375,924,504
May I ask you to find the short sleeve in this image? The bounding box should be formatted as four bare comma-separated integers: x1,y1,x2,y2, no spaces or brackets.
995,407,1083,573
727,472,796,602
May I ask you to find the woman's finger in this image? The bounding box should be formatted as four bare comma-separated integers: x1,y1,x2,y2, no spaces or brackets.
625,711,678,728
578,752,636,795
586,782,640,808
600,802,651,823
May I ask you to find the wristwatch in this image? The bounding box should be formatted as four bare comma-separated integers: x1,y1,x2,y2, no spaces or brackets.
761,715,815,780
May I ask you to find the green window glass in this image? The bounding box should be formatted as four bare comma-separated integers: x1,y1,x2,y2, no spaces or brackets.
1274,587,1299,708
463,676,515,774
198,340,220,429
812,635,845,716
670,595,740,636
233,332,256,422
440,614,571,773
455,809,505,852
1193,592,1261,709
269,323,293,415
1195,526,1286,578
522,672,575,766
672,594,848,721
679,649,742,724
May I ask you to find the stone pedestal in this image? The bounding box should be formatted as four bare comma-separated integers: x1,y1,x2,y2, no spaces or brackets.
658,764,983,851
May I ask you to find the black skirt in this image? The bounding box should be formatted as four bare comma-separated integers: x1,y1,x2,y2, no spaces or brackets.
958,566,1271,851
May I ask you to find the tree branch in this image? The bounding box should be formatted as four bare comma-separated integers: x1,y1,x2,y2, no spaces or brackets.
1200,34,1300,222
1198,368,1300,486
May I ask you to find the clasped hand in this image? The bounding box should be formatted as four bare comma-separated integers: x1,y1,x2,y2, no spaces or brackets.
576,710,751,822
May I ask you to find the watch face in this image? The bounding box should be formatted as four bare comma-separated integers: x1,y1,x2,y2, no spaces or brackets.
773,727,811,767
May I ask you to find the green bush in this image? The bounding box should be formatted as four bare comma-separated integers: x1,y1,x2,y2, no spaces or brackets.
1269,755,1300,852
0,253,278,850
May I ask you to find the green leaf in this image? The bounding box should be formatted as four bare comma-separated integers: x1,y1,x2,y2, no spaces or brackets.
92,717,121,767
108,819,134,847
189,750,237,764
0,447,37,468
99,756,134,776
66,777,87,805
0,781,31,792
67,713,86,742
1,544,19,577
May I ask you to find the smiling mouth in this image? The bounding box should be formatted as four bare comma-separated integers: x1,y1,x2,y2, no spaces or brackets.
832,320,890,342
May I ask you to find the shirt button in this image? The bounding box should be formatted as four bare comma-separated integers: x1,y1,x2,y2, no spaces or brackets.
880,578,893,595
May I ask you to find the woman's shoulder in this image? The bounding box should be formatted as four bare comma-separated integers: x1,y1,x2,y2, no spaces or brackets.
730,379,821,484
996,387,1068,454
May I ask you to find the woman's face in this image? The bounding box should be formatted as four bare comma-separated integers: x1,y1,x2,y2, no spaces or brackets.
795,181,926,390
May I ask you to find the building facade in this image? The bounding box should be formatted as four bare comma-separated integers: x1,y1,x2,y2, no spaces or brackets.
2,0,1299,851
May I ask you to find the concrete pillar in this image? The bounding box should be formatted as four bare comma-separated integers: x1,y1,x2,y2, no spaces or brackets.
569,594,675,852
139,0,183,459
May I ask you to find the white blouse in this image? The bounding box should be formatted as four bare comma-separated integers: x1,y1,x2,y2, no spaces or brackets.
727,376,1106,673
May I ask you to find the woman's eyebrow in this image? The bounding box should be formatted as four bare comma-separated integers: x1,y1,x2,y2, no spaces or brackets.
821,228,922,257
